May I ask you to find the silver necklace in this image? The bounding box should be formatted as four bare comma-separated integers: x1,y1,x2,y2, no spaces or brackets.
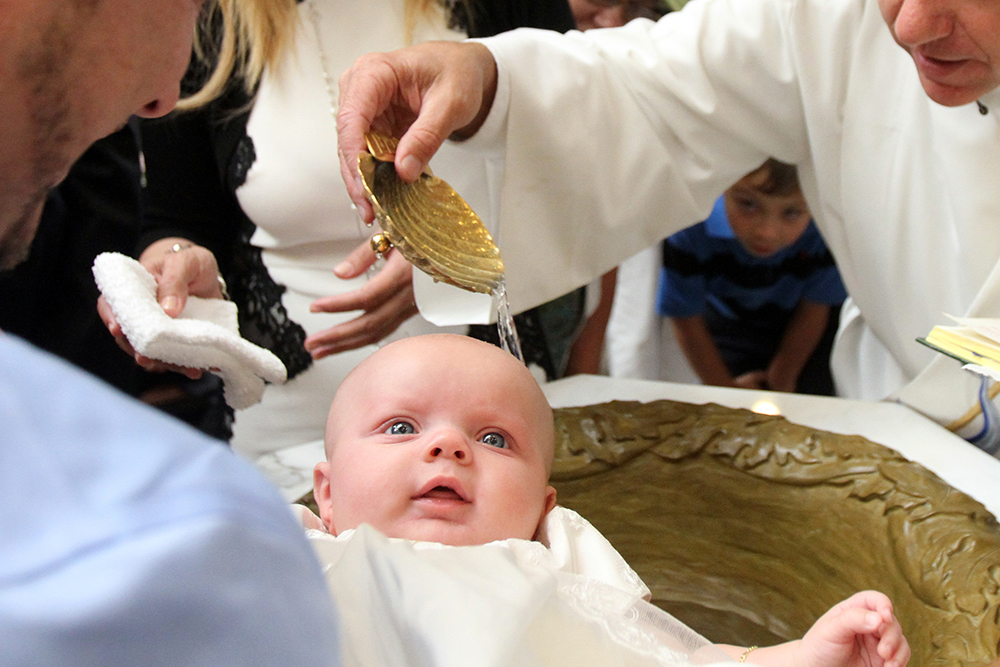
305,0,382,247
306,0,338,120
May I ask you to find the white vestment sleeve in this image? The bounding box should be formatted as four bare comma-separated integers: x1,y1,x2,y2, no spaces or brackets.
469,0,811,314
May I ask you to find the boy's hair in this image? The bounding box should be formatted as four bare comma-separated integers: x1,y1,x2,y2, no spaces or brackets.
747,158,801,197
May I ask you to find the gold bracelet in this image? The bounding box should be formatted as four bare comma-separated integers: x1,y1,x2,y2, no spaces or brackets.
739,646,759,663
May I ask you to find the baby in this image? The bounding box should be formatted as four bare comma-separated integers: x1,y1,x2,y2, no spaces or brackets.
309,333,909,667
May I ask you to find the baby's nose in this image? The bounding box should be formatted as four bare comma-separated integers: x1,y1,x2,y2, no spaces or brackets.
424,430,473,464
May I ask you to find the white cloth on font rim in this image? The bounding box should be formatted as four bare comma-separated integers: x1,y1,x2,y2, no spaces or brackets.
92,252,287,410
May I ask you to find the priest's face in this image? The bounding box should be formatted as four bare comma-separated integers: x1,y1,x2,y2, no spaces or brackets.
315,335,557,546
880,0,1000,106
0,0,202,270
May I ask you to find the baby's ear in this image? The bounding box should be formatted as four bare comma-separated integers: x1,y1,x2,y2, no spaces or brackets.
543,485,557,516
313,461,337,534
532,486,559,543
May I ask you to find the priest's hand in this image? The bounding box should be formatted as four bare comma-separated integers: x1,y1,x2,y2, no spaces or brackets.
336,41,498,224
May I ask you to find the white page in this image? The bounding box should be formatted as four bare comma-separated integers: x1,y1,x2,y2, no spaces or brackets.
946,314,1000,344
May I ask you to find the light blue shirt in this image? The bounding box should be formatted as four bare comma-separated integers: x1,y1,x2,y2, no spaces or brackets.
0,334,340,666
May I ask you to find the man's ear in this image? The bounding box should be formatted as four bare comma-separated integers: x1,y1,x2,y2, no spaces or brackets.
313,461,337,534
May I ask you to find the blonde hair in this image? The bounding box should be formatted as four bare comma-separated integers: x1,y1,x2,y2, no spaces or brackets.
179,0,454,110
403,0,450,44
178,0,297,110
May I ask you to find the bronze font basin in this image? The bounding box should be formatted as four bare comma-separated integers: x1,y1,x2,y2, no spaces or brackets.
551,399,1000,667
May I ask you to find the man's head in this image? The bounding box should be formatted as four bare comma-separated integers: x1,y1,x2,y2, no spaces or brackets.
314,334,558,546
724,158,811,258
0,0,204,270
880,0,1000,106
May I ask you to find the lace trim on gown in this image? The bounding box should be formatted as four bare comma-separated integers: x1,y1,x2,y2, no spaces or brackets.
226,134,313,380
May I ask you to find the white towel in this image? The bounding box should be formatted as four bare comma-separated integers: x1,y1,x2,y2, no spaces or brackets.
93,252,287,410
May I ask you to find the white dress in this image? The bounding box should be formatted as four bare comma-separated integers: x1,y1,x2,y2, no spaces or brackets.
306,507,734,667
232,0,496,457
442,0,1000,433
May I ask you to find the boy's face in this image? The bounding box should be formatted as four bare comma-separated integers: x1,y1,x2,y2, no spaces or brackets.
724,171,812,258
315,335,557,546
568,0,628,29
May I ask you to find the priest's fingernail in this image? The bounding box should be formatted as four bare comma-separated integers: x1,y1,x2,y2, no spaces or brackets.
161,296,178,312
400,155,421,179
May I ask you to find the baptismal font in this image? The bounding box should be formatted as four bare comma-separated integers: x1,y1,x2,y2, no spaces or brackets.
358,135,1000,666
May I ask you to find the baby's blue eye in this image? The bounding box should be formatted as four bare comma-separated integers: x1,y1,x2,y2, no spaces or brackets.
481,432,507,449
387,421,415,435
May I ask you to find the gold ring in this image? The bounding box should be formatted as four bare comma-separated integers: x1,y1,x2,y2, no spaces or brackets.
370,233,392,255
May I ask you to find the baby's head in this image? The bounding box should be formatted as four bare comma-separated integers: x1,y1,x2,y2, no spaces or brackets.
724,158,812,258
314,334,557,546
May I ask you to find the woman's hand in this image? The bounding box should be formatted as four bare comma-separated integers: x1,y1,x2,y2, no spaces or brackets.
304,239,418,360
139,237,226,314
97,237,226,378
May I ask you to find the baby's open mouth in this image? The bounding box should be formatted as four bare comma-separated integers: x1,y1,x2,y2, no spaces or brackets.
415,477,469,503
420,486,464,501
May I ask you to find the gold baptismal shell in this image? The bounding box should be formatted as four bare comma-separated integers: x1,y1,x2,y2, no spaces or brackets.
357,131,504,295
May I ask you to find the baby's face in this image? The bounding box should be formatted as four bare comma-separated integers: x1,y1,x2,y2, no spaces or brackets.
315,335,557,546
